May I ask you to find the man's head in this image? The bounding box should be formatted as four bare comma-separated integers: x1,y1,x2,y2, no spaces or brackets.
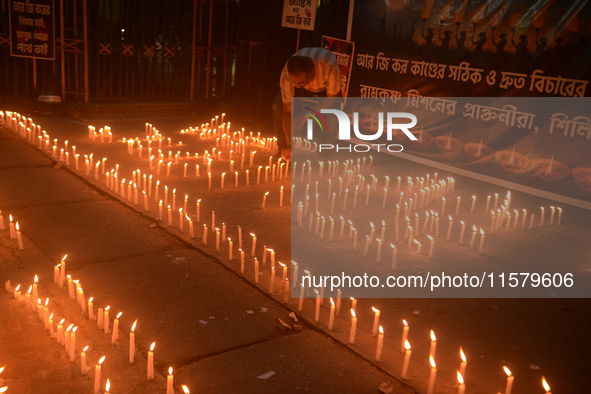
287,56,315,88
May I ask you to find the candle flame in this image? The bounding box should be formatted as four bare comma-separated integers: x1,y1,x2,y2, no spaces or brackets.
413,239,420,245
131,320,138,332
66,323,73,331
370,221,375,229
480,228,485,235
89,297,93,302
182,386,190,393
49,313,53,319
430,355,436,368
264,191,269,196
45,298,49,306
0,387,7,393
16,222,20,231
169,367,173,375
542,376,551,392
351,308,356,318
503,366,512,376
372,307,380,313
404,339,411,350
116,312,122,319
27,285,32,294
37,298,41,305
15,284,20,291
9,214,12,222
472,225,477,231
98,356,106,365
403,319,408,327
379,325,384,334
105,379,110,392
390,243,395,248
448,215,452,221
460,347,466,362
457,371,464,384
59,318,65,325
150,342,156,351
83,346,89,352
427,235,433,241
105,306,110,311
34,274,38,283
73,326,78,333
430,330,436,341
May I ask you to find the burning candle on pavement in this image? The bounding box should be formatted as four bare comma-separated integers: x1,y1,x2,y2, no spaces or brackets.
401,340,411,379
94,356,105,394
457,371,465,394
371,307,380,336
328,298,335,330
427,356,437,394
130,320,137,363
81,346,89,374
147,342,156,380
167,367,174,394
349,309,357,344
112,312,122,344
69,327,77,361
503,366,514,394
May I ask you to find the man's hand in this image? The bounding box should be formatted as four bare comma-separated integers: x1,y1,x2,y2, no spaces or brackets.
281,148,292,161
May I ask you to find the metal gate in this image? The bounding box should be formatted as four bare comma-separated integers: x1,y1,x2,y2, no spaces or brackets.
0,0,237,103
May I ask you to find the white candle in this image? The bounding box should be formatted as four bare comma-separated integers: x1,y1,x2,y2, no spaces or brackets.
459,347,467,378
428,235,435,258
280,186,284,207
457,371,465,394
130,320,137,363
228,238,233,260
57,318,65,344
429,329,437,358
470,195,476,214
112,312,122,344
400,320,409,352
459,221,466,244
328,298,335,330
69,327,77,361
349,309,357,344
456,196,461,215
103,306,110,334
81,346,89,374
262,191,269,209
88,297,95,320
16,222,24,249
401,340,411,379
504,366,514,394
469,225,477,249
557,207,562,224
478,229,485,253
371,307,380,336
540,207,545,226
147,342,156,380
375,325,384,361
250,233,257,257
390,244,397,270
166,367,174,394
427,356,437,394
94,356,105,394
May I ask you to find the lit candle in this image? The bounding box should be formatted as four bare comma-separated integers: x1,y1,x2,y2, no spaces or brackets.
470,195,476,214
228,238,233,261
375,325,384,362
427,235,435,258
88,297,95,320
221,172,226,189
81,345,89,374
32,275,39,309
328,298,335,330
147,342,156,380
459,347,467,377
401,340,411,379
254,258,259,284
372,307,380,336
469,225,477,249
13,284,21,300
280,186,284,207
542,376,551,394
15,222,24,249
457,371,465,394
557,207,562,224
105,379,110,393
250,233,257,257
182,385,190,393
56,318,65,344
540,207,545,226
446,215,453,241
400,319,409,352
130,320,137,363
441,196,446,215
390,244,397,270
103,306,110,334
112,312,122,344
429,329,437,358
478,229,485,253
167,367,174,394
69,326,77,361
349,309,357,344
485,195,491,212
503,366,514,394
94,356,105,394
262,191,269,209
459,221,466,244
456,196,461,216
427,356,437,394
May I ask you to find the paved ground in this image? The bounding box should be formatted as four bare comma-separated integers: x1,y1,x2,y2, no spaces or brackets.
0,107,590,393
